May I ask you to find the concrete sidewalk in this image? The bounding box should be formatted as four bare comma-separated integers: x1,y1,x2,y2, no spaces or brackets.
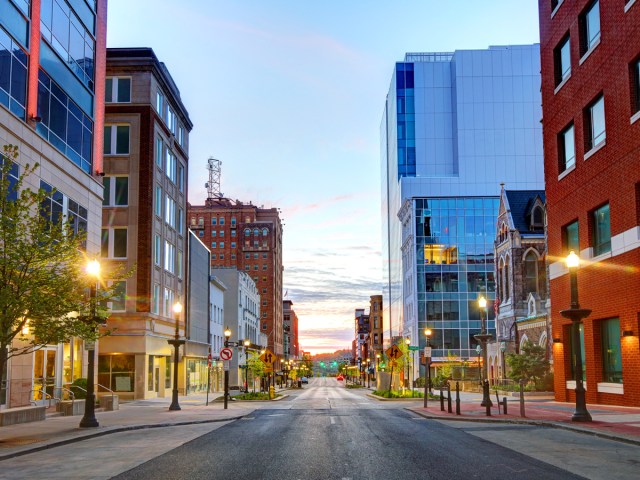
408,390,640,446
0,393,257,461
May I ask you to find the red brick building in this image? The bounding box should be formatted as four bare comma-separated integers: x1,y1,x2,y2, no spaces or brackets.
283,300,299,360
188,198,284,364
539,0,640,406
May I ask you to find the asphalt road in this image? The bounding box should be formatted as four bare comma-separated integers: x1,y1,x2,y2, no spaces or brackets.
2,378,639,480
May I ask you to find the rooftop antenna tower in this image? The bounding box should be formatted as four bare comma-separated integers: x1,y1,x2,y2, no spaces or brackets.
205,157,223,199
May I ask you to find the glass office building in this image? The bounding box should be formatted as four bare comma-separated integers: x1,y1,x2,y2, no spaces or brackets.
381,45,544,366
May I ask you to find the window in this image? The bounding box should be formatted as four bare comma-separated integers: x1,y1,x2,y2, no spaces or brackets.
631,59,640,115
262,288,267,294
220,253,224,260
245,265,250,270
262,276,267,282
231,230,236,237
163,287,174,317
244,228,250,236
563,220,580,254
262,265,267,270
231,217,236,226
152,284,160,314
211,242,216,249
262,312,267,318
231,254,236,260
592,203,611,256
585,95,605,151
178,163,184,192
155,138,163,168
110,281,126,312
262,228,268,236
165,195,176,228
155,185,162,217
212,218,217,225
103,125,130,155
262,300,267,306
211,231,217,237
601,318,622,383
532,207,544,228
524,251,539,293
167,106,176,134
219,218,225,225
580,1,600,56
245,253,250,259
219,230,225,237
164,241,175,273
0,28,27,120
105,77,131,103
102,176,128,206
177,208,183,234
231,242,236,248
554,35,571,87
262,253,267,259
220,242,225,249
558,123,575,172
253,253,259,259
154,234,162,265
156,91,164,115
198,231,204,238
165,150,176,182
101,229,108,257
177,250,183,279
211,253,217,260
253,265,259,271
178,125,185,147
113,228,127,258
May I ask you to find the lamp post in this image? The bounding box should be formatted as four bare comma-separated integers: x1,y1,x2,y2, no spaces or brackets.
560,251,592,422
424,328,432,408
223,327,231,409
405,337,411,391
366,358,371,388
80,259,100,428
168,301,185,411
474,295,493,407
243,339,250,393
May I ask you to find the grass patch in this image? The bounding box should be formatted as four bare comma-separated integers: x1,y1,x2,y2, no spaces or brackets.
346,384,364,389
372,390,425,399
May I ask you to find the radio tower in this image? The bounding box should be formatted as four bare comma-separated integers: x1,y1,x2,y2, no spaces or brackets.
205,157,223,199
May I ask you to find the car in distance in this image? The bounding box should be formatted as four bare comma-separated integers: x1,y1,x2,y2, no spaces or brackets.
301,376,309,384
336,374,344,381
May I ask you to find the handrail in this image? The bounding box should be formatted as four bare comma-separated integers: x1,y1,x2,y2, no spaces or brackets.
58,385,76,402
97,383,115,406
29,389,53,408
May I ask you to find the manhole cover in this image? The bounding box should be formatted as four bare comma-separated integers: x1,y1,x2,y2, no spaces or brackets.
0,438,42,447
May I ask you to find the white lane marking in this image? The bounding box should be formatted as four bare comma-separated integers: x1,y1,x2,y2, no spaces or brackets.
330,416,337,425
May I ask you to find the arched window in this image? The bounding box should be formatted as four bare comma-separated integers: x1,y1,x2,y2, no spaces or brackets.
253,228,259,236
524,250,539,293
262,228,268,236
504,256,510,301
244,228,251,236
532,206,544,228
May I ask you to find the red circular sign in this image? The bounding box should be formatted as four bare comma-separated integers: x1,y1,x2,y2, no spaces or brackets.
220,348,233,361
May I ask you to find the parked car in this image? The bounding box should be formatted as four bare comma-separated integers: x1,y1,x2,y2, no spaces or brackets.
301,376,309,384
336,375,344,381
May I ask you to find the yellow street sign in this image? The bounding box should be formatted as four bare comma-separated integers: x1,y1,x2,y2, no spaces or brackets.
386,344,403,360
260,349,276,365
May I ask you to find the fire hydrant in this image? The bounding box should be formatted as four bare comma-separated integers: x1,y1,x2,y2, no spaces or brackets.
269,386,275,400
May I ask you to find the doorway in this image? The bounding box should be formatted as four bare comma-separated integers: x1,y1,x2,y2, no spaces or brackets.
33,348,57,404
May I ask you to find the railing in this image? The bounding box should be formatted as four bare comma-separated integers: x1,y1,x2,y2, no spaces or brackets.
97,383,115,406
29,389,54,408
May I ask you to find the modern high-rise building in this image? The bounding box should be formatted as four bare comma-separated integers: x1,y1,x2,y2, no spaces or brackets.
539,0,640,407
99,48,192,400
381,45,544,378
0,0,107,408
188,197,284,365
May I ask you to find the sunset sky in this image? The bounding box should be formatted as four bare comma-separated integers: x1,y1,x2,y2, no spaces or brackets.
107,0,541,355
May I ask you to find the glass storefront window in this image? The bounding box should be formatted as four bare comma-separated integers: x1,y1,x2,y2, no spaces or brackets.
98,354,135,392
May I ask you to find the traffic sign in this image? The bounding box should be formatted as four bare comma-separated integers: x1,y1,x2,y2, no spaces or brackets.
220,348,233,361
424,347,432,358
408,346,419,351
386,344,403,360
260,349,275,365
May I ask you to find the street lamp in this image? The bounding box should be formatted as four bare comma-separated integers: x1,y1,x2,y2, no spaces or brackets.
168,301,185,411
475,295,493,408
405,337,411,391
560,251,592,422
223,326,231,409
80,259,100,428
424,328,432,408
244,339,250,393
366,358,371,388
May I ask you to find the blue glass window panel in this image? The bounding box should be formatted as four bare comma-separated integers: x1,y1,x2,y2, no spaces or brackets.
69,24,84,64
0,0,28,49
50,96,67,140
396,71,404,89
52,1,70,48
37,80,50,125
0,45,10,97
397,97,405,114
82,125,92,161
406,122,415,139
405,70,414,89
67,111,83,155
41,0,53,28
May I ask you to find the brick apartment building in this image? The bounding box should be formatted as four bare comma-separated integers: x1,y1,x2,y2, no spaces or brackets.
188,198,284,365
100,48,192,399
539,0,640,406
283,300,299,361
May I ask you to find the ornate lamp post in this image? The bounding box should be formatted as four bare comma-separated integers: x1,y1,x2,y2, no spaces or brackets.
366,358,371,388
475,295,493,408
223,326,231,409
168,301,184,411
405,337,411,390
560,251,592,422
423,328,432,408
80,259,100,428
243,339,250,393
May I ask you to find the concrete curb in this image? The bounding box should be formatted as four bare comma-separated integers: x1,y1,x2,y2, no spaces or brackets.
0,415,246,462
407,408,640,447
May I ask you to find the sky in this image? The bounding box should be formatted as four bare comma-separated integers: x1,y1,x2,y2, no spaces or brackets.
106,0,541,355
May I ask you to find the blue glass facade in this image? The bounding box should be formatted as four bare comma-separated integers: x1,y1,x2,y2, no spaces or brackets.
395,63,415,178
416,197,498,359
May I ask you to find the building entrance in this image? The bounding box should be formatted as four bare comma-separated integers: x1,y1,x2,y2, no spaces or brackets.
32,348,57,404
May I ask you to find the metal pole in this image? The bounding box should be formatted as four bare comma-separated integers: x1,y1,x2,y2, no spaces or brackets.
223,366,229,409
206,366,210,406
80,282,99,428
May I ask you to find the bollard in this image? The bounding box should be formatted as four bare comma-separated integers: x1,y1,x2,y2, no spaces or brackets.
440,388,445,411
447,384,452,413
455,382,461,415
495,390,501,414
484,381,491,417
503,397,508,415
269,386,275,400
519,380,526,417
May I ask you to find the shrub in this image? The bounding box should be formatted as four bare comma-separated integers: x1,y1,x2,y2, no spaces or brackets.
70,378,88,399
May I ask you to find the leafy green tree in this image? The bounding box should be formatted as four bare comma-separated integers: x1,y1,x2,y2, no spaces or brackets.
506,341,550,385
0,145,124,389
247,351,265,392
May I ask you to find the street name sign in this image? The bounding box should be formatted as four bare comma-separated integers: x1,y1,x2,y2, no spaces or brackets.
408,346,419,351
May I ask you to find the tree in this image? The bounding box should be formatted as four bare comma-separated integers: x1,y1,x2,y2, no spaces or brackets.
505,341,550,385
0,145,121,390
247,351,265,391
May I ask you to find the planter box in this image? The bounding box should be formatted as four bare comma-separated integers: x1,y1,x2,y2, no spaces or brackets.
0,405,46,426
99,395,119,411
57,399,85,416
